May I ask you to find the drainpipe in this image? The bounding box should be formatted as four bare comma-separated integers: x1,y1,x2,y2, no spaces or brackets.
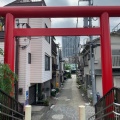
15,37,19,100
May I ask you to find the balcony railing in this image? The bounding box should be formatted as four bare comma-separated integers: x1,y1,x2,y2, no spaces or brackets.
88,87,120,120
0,88,24,119
52,39,57,55
112,55,120,68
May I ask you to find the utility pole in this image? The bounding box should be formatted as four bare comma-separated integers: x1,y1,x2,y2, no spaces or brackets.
78,0,97,105
88,0,97,105
78,0,97,104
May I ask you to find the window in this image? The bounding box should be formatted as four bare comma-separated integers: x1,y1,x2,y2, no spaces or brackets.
45,55,50,70
45,24,50,43
28,53,31,64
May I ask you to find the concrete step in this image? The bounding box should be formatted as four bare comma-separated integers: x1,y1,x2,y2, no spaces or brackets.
31,105,49,120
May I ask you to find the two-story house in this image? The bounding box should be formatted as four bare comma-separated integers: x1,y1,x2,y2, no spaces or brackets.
80,31,120,99
0,0,52,105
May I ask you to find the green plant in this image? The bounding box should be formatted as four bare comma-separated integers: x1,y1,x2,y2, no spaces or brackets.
56,88,59,93
43,99,49,106
51,91,56,97
67,72,71,78
65,64,71,70
0,48,17,95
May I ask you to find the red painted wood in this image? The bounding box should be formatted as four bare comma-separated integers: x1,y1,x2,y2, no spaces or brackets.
14,28,100,36
4,13,15,72
0,6,120,17
4,13,15,96
100,12,113,95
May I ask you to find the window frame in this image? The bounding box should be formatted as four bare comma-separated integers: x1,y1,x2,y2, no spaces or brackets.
45,24,50,44
45,54,50,71
28,53,31,64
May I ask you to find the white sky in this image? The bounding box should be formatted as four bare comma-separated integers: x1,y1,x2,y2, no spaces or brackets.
45,0,120,46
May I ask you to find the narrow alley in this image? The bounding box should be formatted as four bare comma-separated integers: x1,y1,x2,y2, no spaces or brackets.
32,75,94,120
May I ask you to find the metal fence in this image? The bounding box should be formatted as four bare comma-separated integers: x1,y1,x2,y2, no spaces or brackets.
0,89,24,120
88,87,120,120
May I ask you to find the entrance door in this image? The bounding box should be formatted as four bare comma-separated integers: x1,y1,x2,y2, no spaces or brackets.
29,84,36,105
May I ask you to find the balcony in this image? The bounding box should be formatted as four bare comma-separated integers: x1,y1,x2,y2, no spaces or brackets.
112,55,120,68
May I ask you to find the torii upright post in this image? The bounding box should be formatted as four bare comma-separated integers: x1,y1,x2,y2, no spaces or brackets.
100,12,113,95
4,13,15,96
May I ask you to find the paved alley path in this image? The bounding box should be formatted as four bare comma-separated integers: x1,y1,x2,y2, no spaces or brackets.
41,75,89,120
32,75,95,120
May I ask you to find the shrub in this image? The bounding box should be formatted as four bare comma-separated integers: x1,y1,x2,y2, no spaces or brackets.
43,99,49,106
0,48,17,95
51,90,56,97
56,88,59,93
67,73,71,78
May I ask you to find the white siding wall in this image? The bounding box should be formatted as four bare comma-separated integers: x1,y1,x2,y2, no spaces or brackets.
30,38,42,83
93,35,120,70
16,18,30,103
111,35,120,49
96,76,120,97
41,38,52,82
25,41,31,101
41,18,52,82
29,18,42,28
29,18,51,83
18,38,26,103
113,76,120,88
29,18,43,83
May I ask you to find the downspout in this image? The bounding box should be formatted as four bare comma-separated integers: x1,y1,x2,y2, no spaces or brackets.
15,37,19,100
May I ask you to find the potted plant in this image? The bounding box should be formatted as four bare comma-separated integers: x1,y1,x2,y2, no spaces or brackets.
56,88,59,93
51,89,56,97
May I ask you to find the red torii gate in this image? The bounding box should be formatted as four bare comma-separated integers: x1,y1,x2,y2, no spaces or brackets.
1,6,120,95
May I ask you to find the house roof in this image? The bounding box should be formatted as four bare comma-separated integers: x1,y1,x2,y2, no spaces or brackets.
5,0,46,7
81,29,120,54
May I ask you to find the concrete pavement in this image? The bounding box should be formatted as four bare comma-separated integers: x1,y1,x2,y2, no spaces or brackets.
32,75,95,120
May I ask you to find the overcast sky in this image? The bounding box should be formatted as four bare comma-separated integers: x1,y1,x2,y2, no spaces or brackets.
44,0,120,46
0,0,120,46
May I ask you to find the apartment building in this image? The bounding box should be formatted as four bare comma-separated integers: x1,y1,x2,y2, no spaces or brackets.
62,36,80,62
